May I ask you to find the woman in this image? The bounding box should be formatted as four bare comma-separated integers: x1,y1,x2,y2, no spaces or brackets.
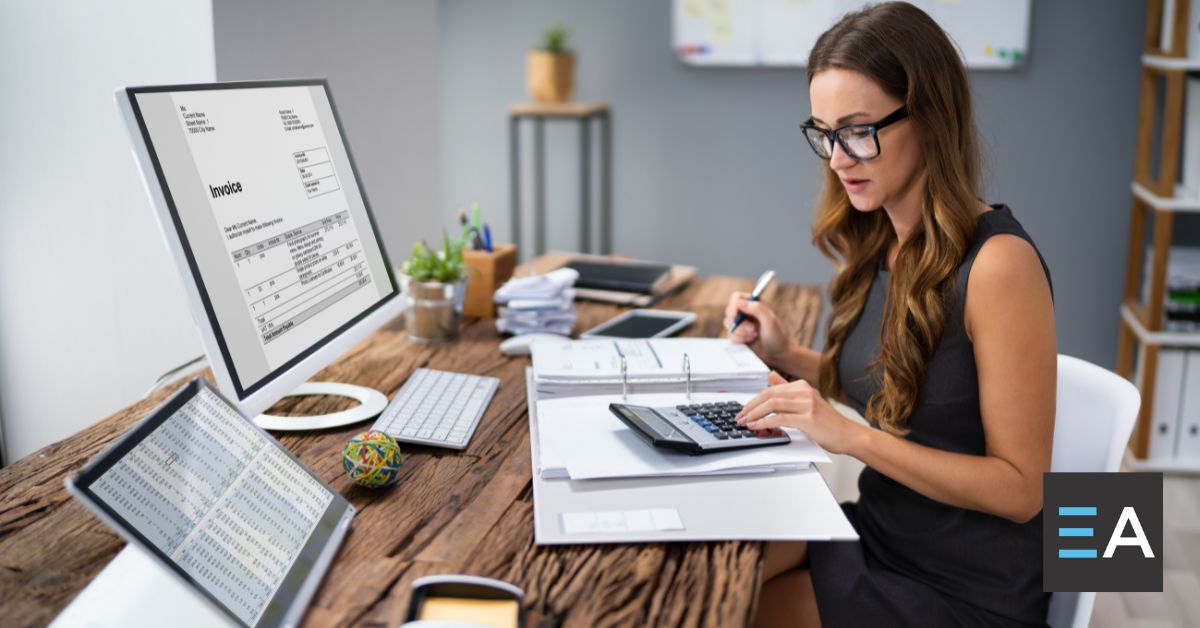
724,3,1056,627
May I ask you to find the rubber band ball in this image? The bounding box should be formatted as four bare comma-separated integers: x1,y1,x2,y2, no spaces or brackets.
342,431,404,488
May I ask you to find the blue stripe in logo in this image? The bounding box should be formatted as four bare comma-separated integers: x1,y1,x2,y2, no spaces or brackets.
1058,527,1094,537
1058,549,1098,559
1058,506,1097,516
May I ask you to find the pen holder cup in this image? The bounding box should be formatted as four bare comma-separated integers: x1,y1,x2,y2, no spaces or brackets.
463,244,517,319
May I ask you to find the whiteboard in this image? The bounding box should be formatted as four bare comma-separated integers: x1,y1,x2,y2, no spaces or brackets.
673,0,1032,70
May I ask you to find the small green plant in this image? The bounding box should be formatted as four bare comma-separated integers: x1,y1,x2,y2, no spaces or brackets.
401,228,471,283
541,22,568,53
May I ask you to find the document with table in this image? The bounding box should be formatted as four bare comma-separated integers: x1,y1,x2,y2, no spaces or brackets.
527,338,858,545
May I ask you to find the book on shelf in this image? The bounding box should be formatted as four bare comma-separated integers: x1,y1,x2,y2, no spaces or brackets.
1144,246,1200,332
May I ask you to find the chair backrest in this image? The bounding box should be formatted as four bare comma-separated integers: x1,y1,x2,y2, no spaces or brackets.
1051,354,1141,473
1046,354,1141,628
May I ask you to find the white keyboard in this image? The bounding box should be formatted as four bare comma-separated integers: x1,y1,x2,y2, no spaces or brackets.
369,368,499,450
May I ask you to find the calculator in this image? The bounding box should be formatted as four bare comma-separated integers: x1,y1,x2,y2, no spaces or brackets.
608,400,790,455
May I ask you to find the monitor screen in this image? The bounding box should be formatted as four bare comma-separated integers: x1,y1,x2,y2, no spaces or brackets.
126,81,397,398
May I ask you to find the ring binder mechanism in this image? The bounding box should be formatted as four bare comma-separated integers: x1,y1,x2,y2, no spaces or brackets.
530,338,769,399
621,356,629,400
683,354,692,400
622,353,692,400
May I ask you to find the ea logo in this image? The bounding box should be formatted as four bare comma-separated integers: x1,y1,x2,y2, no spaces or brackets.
1043,473,1162,592
1056,505,1154,559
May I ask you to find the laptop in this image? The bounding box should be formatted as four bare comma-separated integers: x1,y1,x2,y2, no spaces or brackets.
65,378,354,628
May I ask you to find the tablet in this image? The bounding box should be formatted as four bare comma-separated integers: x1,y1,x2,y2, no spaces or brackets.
580,309,696,339
66,378,354,628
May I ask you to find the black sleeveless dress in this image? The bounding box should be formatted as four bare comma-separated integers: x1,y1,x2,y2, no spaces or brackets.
807,206,1053,627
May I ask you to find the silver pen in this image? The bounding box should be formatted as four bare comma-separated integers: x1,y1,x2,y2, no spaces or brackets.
729,270,777,333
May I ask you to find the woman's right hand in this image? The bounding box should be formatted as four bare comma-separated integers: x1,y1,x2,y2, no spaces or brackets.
724,291,794,369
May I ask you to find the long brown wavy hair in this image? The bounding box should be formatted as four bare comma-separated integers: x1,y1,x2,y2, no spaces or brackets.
810,2,983,436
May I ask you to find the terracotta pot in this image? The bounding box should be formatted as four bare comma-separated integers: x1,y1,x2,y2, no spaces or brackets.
403,277,467,343
526,50,574,103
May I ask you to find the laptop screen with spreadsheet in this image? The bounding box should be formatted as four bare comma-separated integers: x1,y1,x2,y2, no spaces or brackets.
67,378,353,628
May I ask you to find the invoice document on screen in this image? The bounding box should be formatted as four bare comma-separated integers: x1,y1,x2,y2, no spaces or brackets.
136,85,393,387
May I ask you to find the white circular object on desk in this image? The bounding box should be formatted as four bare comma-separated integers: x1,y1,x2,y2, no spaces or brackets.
253,382,387,431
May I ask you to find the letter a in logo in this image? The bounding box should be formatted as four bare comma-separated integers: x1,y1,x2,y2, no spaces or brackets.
1103,507,1154,559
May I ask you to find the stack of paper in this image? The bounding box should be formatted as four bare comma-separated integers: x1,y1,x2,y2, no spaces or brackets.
535,391,830,480
494,267,578,336
531,337,770,398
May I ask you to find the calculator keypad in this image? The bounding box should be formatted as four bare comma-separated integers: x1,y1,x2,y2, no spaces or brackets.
674,401,785,440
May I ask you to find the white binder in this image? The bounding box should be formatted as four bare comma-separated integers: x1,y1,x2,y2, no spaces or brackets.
1146,348,1187,460
1177,351,1200,461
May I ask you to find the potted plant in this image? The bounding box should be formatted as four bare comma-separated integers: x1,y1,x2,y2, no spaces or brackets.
400,230,470,343
527,22,574,103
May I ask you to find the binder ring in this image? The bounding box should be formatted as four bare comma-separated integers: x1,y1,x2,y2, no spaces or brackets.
683,353,692,400
621,356,629,401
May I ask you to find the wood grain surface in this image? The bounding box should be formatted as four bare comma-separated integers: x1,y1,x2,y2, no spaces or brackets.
0,267,821,628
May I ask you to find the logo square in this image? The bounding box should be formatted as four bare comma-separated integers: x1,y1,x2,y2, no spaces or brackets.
1043,472,1162,592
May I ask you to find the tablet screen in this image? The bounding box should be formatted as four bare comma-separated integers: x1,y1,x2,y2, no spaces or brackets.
590,313,687,338
70,380,352,628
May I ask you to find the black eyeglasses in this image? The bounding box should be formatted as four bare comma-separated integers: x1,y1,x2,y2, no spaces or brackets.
800,106,909,161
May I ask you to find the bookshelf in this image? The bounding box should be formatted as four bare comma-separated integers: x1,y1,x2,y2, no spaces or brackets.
1116,0,1200,471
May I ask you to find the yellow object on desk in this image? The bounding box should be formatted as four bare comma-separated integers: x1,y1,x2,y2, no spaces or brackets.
418,596,520,628
463,244,517,318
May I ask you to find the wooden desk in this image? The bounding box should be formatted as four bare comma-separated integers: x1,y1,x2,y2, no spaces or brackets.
0,268,821,627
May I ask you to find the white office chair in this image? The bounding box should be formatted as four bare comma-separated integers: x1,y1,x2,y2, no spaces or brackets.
1045,354,1141,628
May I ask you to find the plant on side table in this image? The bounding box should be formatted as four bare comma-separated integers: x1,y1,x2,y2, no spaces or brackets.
527,22,574,103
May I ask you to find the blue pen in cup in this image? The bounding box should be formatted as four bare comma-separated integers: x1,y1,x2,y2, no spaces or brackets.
482,223,493,252
729,270,777,334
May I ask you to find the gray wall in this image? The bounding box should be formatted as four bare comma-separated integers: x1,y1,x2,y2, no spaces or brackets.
214,0,443,263
441,0,1148,368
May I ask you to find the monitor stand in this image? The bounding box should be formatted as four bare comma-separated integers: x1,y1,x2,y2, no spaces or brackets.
50,544,231,628
253,382,388,431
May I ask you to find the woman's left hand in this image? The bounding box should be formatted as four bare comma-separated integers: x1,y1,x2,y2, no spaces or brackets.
736,372,866,455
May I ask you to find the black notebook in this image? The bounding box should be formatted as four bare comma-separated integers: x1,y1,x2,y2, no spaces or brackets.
564,259,672,294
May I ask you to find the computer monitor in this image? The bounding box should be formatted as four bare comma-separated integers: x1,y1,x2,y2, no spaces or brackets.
117,79,404,427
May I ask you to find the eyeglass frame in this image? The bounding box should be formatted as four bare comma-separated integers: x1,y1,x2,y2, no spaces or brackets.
799,105,910,161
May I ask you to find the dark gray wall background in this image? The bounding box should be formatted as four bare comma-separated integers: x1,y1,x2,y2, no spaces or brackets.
215,0,443,263
441,0,1149,368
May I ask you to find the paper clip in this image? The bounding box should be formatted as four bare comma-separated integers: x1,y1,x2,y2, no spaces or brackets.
682,353,692,400
621,356,629,401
